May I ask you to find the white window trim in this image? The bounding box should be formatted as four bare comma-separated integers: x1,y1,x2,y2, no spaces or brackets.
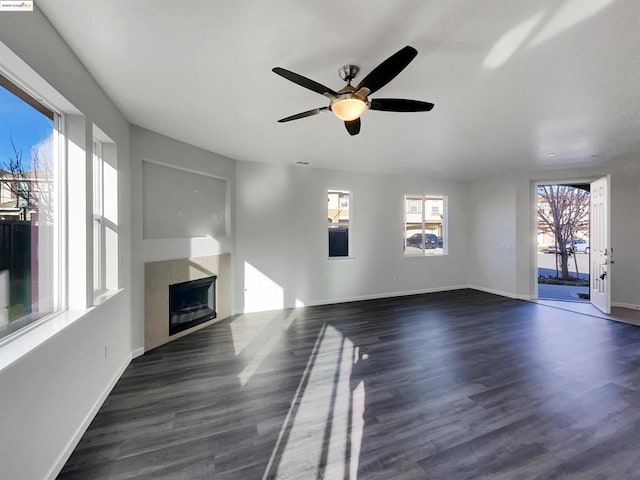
91,128,119,300
0,75,65,338
54,112,67,313
93,140,105,295
327,188,353,259
403,193,448,257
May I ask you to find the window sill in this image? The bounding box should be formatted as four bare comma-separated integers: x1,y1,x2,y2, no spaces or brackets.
0,289,123,373
94,288,122,306
403,253,448,258
327,256,356,261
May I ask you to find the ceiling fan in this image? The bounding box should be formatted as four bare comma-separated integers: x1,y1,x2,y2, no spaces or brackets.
272,46,434,136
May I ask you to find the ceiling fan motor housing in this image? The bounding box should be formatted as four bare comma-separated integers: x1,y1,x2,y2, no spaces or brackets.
338,64,360,84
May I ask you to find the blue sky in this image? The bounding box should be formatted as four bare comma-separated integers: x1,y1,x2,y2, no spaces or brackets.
0,85,53,170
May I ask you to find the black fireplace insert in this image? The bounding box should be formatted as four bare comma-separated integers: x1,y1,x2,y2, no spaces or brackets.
169,276,217,336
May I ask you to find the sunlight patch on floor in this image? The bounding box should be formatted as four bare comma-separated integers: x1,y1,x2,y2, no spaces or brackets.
349,380,366,479
263,324,365,479
230,313,268,356
275,325,348,477
324,334,356,478
238,310,297,386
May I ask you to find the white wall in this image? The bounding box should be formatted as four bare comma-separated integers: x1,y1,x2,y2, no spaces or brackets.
0,6,132,480
234,161,470,313
142,161,228,239
467,175,520,297
130,125,236,351
467,161,640,307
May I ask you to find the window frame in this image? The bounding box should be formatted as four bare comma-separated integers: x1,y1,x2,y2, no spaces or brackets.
327,188,352,259
0,73,65,343
403,193,447,257
93,140,105,295
91,128,119,299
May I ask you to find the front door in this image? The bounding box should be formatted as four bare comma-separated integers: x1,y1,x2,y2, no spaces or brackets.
590,175,611,314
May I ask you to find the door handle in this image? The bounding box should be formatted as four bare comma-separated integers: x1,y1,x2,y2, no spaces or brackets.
600,272,607,280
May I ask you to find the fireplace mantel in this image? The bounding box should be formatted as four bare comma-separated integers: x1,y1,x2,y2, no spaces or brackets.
144,253,230,351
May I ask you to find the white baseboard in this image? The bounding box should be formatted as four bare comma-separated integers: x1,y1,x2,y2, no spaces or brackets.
302,285,470,308
466,284,531,301
612,302,640,310
234,285,533,315
47,353,132,480
132,347,145,358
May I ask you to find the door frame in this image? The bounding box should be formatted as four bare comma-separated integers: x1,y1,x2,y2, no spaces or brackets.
531,177,599,301
590,175,612,313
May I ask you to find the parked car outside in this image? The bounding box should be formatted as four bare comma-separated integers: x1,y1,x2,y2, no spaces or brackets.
567,238,590,253
407,233,438,249
545,238,590,254
544,244,559,254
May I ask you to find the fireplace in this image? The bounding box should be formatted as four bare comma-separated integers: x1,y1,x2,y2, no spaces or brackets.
169,276,217,336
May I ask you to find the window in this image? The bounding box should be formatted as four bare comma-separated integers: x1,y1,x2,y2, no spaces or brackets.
92,129,118,296
404,194,446,256
328,189,350,257
0,74,59,338
93,141,104,292
407,198,422,213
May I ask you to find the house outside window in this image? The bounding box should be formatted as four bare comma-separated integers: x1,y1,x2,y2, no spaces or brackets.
404,194,446,256
328,189,350,257
407,198,422,213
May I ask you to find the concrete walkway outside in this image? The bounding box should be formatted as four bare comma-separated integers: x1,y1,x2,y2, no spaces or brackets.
538,267,589,301
538,283,589,301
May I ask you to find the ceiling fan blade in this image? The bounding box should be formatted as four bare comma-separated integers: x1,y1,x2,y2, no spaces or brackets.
277,107,328,123
369,98,434,112
355,46,418,95
272,67,338,97
344,118,361,136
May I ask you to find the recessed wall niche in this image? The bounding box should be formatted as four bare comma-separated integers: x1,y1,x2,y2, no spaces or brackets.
142,160,229,239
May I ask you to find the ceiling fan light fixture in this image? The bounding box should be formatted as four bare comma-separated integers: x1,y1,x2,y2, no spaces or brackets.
331,97,367,121
273,46,432,135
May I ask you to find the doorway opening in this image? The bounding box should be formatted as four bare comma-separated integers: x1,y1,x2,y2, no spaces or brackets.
536,183,590,302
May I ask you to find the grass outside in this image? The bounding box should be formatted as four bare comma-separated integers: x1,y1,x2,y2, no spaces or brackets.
538,276,589,287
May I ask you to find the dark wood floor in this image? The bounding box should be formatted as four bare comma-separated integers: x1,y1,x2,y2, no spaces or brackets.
58,289,640,479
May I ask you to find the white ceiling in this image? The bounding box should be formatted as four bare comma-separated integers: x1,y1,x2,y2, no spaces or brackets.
37,0,640,180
